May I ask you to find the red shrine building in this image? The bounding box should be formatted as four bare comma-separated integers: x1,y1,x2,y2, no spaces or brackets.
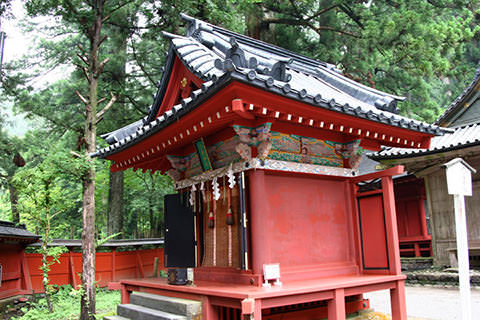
94,14,447,320
371,67,480,267
393,175,431,258
0,221,40,300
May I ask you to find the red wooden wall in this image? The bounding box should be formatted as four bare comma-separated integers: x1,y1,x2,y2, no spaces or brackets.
393,176,431,257
252,171,359,282
0,244,32,300
25,248,165,294
266,174,353,267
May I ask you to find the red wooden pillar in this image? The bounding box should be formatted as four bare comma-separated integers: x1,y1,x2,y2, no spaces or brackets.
328,288,346,320
383,174,407,320
253,299,262,320
136,247,145,278
390,280,407,320
414,243,421,257
419,199,429,238
203,296,220,320
121,285,131,304
242,298,261,320
111,247,117,282
382,176,402,275
20,250,33,294
247,170,272,275
68,247,78,287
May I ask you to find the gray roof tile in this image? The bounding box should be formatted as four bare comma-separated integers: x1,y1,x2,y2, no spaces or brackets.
371,123,480,160
435,67,480,125
93,14,447,159
0,220,40,242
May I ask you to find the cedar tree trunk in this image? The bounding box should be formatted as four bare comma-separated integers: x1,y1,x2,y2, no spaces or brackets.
80,2,102,318
108,170,124,237
9,183,19,224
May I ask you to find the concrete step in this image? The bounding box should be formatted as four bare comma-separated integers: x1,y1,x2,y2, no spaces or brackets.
130,292,201,319
117,303,187,320
103,316,130,320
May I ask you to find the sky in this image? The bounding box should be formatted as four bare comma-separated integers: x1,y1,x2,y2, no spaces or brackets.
2,0,31,64
1,1,28,136
1,0,71,136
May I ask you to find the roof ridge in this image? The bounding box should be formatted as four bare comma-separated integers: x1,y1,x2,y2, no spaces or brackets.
179,13,334,71
435,65,480,126
93,14,450,160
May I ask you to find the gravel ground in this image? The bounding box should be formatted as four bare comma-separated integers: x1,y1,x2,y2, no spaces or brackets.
364,285,480,320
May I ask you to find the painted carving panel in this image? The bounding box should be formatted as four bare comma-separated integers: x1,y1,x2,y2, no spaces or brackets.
166,124,362,180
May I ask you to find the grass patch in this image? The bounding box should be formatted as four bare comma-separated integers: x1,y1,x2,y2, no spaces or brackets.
13,285,120,320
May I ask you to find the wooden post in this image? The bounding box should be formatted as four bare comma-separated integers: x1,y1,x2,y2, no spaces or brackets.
443,158,476,320
68,248,78,288
111,247,116,282
203,296,219,320
453,194,471,320
248,170,272,275
390,280,407,320
328,288,345,320
414,243,420,257
253,299,262,320
120,285,131,304
153,257,159,278
418,198,429,239
20,250,33,294
382,176,402,275
136,249,145,278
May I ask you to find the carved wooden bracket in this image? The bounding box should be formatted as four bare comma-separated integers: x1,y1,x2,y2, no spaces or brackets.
233,123,272,161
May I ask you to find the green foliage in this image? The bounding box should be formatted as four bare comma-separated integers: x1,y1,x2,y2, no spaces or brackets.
0,190,10,218
5,131,82,237
123,170,174,238
14,148,77,231
246,0,480,122
13,286,120,320
2,0,480,245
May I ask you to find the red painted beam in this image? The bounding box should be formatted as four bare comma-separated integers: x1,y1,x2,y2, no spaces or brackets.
107,78,434,172
156,57,204,118
232,99,255,120
232,82,435,148
350,165,404,183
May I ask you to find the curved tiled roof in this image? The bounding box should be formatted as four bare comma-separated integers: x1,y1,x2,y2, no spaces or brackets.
370,123,480,160
0,220,40,243
93,14,447,159
435,67,480,126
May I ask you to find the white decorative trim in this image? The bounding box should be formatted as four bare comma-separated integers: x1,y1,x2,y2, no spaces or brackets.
174,159,357,189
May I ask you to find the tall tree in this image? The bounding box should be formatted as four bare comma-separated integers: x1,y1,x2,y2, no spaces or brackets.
72,2,117,317
0,125,25,223
239,0,480,122
22,0,119,318
102,6,132,238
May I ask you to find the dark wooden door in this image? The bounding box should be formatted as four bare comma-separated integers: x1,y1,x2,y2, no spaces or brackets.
164,193,196,268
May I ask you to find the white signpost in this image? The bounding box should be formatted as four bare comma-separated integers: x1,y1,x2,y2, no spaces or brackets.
443,158,476,320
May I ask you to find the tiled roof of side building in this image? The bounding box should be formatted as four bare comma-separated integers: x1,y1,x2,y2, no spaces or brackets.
0,220,40,242
435,66,480,126
370,123,480,160
92,14,448,159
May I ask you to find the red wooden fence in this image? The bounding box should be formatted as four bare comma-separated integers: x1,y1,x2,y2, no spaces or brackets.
25,247,165,293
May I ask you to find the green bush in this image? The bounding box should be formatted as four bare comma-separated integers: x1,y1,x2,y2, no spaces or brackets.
13,285,120,320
